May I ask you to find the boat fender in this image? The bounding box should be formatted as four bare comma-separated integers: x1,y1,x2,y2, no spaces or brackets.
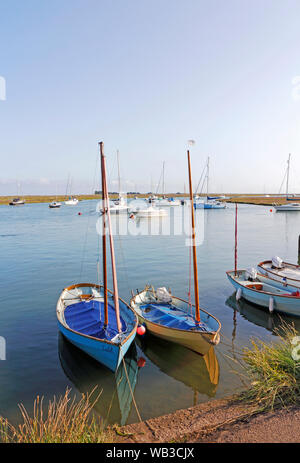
137,325,146,336
269,297,274,313
236,288,242,301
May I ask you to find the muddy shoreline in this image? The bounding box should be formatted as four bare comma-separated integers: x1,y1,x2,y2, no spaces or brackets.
113,397,300,443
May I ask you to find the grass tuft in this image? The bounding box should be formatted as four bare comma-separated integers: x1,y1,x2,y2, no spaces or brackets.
0,388,114,443
239,322,300,411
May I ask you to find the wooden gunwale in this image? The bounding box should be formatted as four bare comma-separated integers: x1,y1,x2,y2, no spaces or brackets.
258,260,300,283
226,270,300,298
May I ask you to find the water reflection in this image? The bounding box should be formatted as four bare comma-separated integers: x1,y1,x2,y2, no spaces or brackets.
226,293,300,335
58,334,138,426
137,334,219,400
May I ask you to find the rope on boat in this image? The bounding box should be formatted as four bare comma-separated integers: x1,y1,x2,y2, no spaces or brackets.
122,357,143,423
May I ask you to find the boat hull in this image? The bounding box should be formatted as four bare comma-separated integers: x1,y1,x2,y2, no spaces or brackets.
131,288,221,356
57,284,137,372
258,260,300,288
136,314,219,355
226,271,300,316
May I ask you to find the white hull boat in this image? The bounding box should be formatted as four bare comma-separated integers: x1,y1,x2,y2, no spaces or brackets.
158,199,181,207
65,197,79,206
9,198,25,206
49,201,61,208
227,269,300,316
274,203,300,211
258,259,300,288
110,196,129,213
135,206,167,217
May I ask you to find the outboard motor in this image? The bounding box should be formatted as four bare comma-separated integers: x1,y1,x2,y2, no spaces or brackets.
156,287,172,303
245,268,257,281
272,256,283,268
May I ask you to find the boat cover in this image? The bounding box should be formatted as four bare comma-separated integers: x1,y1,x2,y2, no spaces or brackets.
140,303,210,331
65,300,127,341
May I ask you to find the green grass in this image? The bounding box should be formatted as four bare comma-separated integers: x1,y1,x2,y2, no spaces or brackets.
0,388,114,443
238,323,300,411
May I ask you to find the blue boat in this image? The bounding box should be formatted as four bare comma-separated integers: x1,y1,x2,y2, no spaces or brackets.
57,142,137,372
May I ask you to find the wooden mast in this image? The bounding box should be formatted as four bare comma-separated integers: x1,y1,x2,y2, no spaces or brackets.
100,142,122,333
187,150,201,323
234,203,238,276
100,143,108,326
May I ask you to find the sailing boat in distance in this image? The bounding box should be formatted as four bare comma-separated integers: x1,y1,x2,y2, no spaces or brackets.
130,150,221,356
56,142,138,372
274,154,300,211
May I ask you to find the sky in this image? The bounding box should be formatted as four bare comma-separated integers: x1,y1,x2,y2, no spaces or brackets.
1,0,300,194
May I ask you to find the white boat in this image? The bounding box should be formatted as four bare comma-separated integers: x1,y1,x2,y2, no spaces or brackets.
226,269,300,316
274,203,300,211
110,195,129,213
9,197,25,206
65,197,79,206
194,158,226,209
158,198,181,207
135,205,167,217
110,151,129,213
258,257,300,288
130,150,221,356
57,142,137,372
49,201,61,208
274,154,300,211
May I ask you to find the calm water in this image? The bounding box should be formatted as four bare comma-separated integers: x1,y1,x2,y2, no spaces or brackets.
1,200,300,425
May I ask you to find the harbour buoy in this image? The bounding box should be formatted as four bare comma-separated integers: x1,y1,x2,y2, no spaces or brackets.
137,357,146,368
270,209,273,212
137,325,146,336
78,212,82,215
236,288,242,301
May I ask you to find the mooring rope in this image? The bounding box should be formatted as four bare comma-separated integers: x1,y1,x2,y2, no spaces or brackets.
122,356,143,423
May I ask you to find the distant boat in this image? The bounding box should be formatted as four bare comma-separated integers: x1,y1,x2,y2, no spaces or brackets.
274,203,300,211
131,150,221,355
258,258,300,288
110,195,129,213
9,198,25,206
135,205,167,218
65,196,79,206
110,151,129,213
49,201,61,208
158,198,181,207
274,154,300,211
194,158,226,209
57,142,137,372
58,334,139,426
226,269,300,316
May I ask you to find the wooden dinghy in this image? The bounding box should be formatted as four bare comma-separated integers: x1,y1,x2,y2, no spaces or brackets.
226,269,300,316
131,150,221,355
258,259,300,288
57,142,137,372
131,287,220,355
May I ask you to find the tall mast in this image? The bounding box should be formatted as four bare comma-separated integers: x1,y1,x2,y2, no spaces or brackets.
187,150,201,323
117,150,121,195
286,153,291,198
100,142,122,333
100,143,108,326
206,156,210,197
162,161,165,196
234,203,238,276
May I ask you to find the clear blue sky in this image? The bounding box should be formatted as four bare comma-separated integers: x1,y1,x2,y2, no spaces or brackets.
1,0,300,194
